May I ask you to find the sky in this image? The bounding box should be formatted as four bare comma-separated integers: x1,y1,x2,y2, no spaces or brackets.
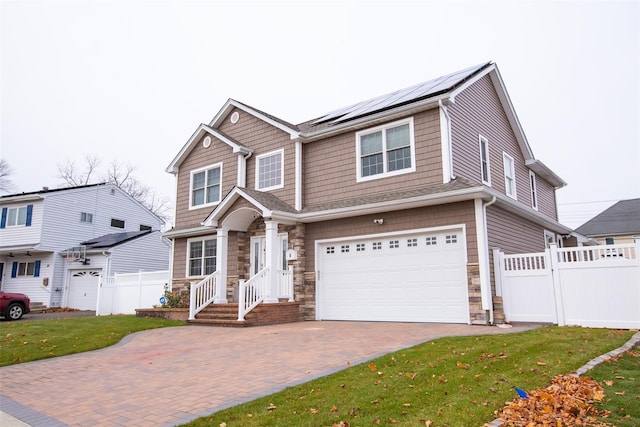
1,0,638,228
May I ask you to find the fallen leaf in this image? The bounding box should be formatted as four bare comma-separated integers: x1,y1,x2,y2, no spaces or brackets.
373,418,380,424
310,408,319,414
402,403,411,407
331,404,338,412
219,423,227,427
614,391,626,396
425,421,433,427
456,361,470,370
267,403,277,411
604,380,613,386
368,363,377,372
537,361,547,366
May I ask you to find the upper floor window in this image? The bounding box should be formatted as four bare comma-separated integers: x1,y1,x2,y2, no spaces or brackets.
256,149,284,191
80,212,93,223
479,136,491,185
190,163,222,208
1,205,33,228
188,237,217,277
529,170,538,210
139,224,152,231
503,153,517,199
605,237,615,245
356,118,416,182
111,218,125,229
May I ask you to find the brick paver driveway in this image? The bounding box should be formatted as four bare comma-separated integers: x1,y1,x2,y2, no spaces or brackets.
0,321,534,426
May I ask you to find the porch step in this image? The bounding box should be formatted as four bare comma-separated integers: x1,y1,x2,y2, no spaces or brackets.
29,302,47,314
187,302,301,327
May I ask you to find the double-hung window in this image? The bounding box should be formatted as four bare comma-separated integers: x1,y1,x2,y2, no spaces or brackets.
11,260,41,278
256,149,284,191
187,237,217,277
190,163,222,209
479,135,491,185
356,118,415,182
503,153,517,199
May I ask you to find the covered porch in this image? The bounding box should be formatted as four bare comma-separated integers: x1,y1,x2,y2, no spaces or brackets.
187,187,303,325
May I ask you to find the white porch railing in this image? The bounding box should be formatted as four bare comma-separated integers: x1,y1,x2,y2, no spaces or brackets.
238,267,268,321
277,266,294,301
189,271,219,320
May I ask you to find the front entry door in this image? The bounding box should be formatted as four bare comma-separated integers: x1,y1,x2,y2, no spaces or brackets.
250,235,288,276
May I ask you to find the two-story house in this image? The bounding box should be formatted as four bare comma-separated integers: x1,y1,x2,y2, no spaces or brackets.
0,183,170,310
165,62,572,325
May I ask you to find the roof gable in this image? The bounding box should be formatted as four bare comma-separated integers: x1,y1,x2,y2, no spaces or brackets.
166,124,252,174
575,198,640,236
202,187,297,229
210,99,299,139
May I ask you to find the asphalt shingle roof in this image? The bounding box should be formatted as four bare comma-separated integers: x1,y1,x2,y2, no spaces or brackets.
575,198,640,236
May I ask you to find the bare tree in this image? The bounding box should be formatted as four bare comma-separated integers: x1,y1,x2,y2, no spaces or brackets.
57,155,102,186
57,156,171,220
0,159,16,193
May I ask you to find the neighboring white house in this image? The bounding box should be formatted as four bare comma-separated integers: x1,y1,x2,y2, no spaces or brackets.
0,183,170,309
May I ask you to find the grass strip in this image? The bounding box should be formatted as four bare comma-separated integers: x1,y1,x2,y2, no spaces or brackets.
589,347,640,427
0,315,184,366
180,327,634,427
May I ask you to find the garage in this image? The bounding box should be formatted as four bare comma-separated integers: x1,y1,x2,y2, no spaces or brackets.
317,227,469,323
67,270,101,310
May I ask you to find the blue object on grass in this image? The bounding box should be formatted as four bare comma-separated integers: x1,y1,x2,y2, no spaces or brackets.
515,387,529,399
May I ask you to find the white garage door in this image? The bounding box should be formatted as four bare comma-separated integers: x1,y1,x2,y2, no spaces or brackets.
317,228,469,323
67,270,101,310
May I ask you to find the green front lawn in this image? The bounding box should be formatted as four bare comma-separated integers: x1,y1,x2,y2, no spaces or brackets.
0,315,184,366
590,347,640,427
181,327,634,427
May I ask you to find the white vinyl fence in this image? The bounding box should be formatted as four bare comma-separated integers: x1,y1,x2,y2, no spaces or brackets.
495,243,640,329
96,270,169,316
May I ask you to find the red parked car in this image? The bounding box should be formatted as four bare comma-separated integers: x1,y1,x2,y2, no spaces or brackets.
0,290,31,320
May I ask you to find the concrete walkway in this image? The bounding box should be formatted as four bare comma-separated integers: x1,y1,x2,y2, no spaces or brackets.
0,321,534,427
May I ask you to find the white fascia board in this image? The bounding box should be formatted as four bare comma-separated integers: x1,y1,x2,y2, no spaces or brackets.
299,95,449,142
449,63,495,100
210,99,300,140
0,194,43,203
162,225,216,239
485,188,573,234
0,243,41,252
298,187,488,223
486,67,535,160
525,159,567,188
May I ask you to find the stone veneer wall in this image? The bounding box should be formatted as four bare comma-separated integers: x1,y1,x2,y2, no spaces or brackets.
467,262,505,325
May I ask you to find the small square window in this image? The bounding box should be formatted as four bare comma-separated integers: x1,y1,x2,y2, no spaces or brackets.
372,242,382,250
356,243,366,252
407,238,418,247
341,245,350,253
326,246,335,254
445,235,458,244
389,240,399,249
80,212,93,223
605,237,615,245
426,236,437,245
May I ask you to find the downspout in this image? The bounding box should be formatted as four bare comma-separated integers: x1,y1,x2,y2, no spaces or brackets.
237,151,253,188
481,196,497,324
438,100,455,182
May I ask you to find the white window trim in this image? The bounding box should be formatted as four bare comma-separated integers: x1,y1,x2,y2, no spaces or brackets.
529,170,538,210
6,206,27,227
479,135,491,186
186,236,217,277
503,152,517,200
189,162,223,210
255,149,284,192
356,117,416,183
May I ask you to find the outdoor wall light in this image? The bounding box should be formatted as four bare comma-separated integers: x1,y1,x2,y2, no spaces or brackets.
373,218,384,225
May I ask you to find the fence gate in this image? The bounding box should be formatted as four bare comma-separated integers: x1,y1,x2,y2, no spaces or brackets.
495,243,640,329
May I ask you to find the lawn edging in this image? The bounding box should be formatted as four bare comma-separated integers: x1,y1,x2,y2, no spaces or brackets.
486,330,640,427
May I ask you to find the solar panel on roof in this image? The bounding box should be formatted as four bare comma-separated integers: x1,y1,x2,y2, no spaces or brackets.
313,62,490,125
